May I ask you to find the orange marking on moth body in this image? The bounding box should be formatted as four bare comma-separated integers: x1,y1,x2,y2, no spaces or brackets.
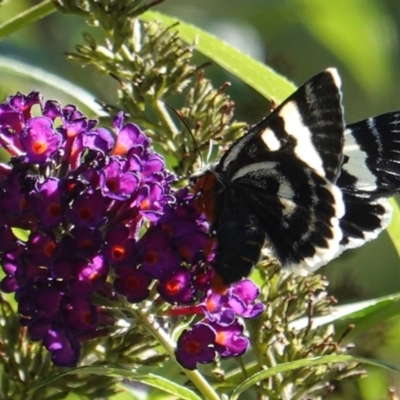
192,171,218,225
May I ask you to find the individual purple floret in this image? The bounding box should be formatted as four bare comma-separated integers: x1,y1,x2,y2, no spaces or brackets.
210,320,249,357
175,323,217,370
157,269,195,304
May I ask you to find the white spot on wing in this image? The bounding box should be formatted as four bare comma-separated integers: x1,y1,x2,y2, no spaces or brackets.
325,68,342,91
261,128,281,151
279,101,326,178
343,128,378,191
231,162,278,181
367,117,383,152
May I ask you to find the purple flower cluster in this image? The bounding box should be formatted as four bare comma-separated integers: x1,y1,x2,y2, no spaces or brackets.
0,92,265,370
0,92,173,366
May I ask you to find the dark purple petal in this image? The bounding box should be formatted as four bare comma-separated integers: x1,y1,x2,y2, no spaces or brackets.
174,231,209,263
27,320,52,341
0,226,20,253
0,103,22,131
135,184,165,221
60,227,102,259
0,172,30,220
175,324,216,370
2,246,24,276
62,116,89,140
62,297,98,331
43,328,81,367
69,190,107,228
0,276,18,292
114,266,151,303
34,286,63,319
140,249,181,279
51,257,73,280
142,154,165,177
9,91,41,117
71,254,108,290
99,158,139,200
158,269,195,304
82,127,114,154
42,100,62,120
30,178,63,229
103,225,136,265
26,232,57,266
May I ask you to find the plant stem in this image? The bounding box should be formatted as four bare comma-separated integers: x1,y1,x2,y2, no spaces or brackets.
151,99,179,150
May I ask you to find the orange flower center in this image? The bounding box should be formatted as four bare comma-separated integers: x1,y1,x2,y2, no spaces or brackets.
112,245,125,261
165,279,180,295
184,340,201,355
32,141,48,155
79,207,93,221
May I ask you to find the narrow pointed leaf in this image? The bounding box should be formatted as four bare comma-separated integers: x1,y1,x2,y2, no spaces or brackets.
0,56,104,115
231,355,400,400
32,365,202,400
290,292,400,340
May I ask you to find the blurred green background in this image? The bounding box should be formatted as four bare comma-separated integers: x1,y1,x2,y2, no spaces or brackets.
2,0,400,398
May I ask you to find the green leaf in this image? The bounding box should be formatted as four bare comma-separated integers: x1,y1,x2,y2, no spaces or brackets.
0,56,103,116
111,387,139,400
142,360,188,400
333,293,400,340
230,355,400,400
141,11,297,103
294,0,394,96
291,292,400,340
0,1,56,39
386,198,400,259
33,365,203,400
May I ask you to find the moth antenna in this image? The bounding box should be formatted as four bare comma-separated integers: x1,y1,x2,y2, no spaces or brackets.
162,101,204,169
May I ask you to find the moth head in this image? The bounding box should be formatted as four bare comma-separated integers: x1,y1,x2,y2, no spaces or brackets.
189,169,219,225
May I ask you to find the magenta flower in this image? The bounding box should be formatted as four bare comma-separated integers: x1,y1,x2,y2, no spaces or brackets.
99,158,139,200
20,117,62,163
29,178,63,229
157,269,195,304
113,266,151,303
210,320,249,357
43,328,81,367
